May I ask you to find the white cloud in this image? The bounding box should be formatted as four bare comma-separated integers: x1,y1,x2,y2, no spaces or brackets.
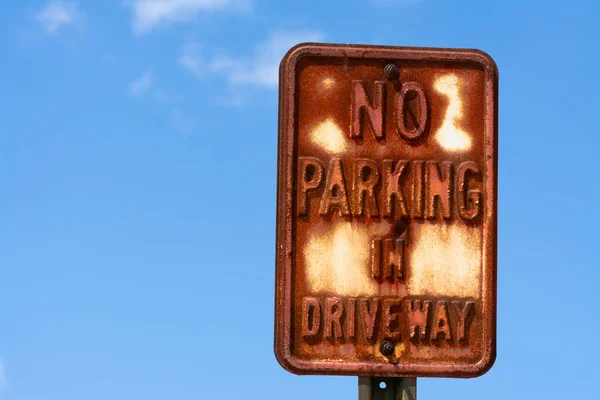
35,1,82,35
129,0,251,35
129,69,154,97
0,358,7,388
179,42,203,78
177,31,323,106
208,31,323,88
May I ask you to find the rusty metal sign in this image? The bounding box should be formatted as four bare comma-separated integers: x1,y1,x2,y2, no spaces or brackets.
274,43,498,378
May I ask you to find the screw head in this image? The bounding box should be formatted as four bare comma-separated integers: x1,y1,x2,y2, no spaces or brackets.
384,64,399,80
380,339,395,356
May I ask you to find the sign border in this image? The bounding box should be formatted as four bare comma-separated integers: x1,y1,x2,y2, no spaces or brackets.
274,43,498,378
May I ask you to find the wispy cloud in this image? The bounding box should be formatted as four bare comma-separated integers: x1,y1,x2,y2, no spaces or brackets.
179,42,203,78
180,31,323,98
129,69,154,97
0,358,7,388
35,1,83,35
177,31,322,106
129,0,251,35
208,31,323,88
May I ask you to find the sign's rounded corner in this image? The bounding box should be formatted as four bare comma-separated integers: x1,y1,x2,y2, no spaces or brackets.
467,346,497,378
279,42,322,79
274,345,309,376
467,48,499,81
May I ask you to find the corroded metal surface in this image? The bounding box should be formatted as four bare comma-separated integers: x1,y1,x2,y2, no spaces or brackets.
275,43,498,378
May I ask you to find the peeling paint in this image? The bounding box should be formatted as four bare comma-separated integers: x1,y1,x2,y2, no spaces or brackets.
395,342,407,358
309,118,348,154
304,220,481,298
321,77,335,89
434,74,471,151
304,221,390,295
408,223,481,297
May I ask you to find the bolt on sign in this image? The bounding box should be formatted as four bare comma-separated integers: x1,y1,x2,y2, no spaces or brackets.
274,43,498,378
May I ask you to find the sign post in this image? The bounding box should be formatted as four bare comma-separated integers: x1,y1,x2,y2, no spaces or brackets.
274,43,498,393
359,377,416,400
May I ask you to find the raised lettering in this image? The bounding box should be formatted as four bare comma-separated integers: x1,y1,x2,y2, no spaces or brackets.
405,300,430,342
302,297,321,338
346,297,356,339
325,297,344,338
412,161,425,218
371,238,383,280
382,160,409,218
359,298,379,341
297,157,324,216
319,159,351,216
351,81,386,140
452,300,475,342
430,301,452,342
300,297,477,347
383,299,402,340
456,161,482,221
426,161,454,219
371,238,405,282
395,81,429,142
353,159,380,217
384,238,404,282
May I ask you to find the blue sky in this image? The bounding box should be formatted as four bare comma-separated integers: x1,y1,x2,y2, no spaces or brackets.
0,0,598,399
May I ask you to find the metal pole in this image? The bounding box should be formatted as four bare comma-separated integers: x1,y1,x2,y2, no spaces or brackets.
358,377,416,400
